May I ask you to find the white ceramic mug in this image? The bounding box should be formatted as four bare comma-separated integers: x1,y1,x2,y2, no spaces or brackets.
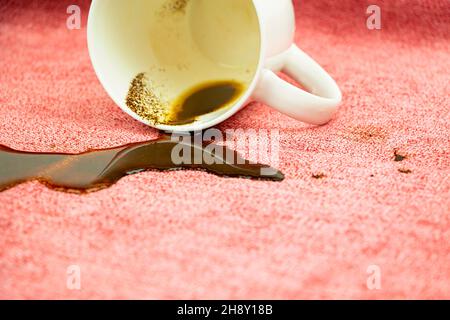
88,0,342,132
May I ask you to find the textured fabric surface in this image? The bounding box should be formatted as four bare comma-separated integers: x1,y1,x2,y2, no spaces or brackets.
0,0,449,299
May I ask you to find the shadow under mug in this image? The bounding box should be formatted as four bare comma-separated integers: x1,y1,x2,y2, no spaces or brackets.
88,0,342,132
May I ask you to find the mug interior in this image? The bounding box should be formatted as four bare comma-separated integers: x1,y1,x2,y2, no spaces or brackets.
88,0,262,131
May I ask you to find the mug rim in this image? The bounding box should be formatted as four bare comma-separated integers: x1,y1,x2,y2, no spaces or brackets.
87,0,267,132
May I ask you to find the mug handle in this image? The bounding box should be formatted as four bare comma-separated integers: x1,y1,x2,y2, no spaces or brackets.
253,44,342,125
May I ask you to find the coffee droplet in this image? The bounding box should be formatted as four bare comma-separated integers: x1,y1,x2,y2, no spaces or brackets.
126,73,245,126
0,134,284,193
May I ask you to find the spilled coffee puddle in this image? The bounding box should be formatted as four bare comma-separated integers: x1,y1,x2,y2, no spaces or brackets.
0,134,284,193
126,73,244,126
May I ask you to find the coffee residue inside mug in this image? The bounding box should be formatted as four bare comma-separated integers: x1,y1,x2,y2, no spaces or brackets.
126,73,245,126
126,73,170,125
162,0,190,14
167,80,244,125
0,133,284,193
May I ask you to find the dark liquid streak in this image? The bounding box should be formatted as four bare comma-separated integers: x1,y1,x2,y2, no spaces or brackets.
0,135,284,193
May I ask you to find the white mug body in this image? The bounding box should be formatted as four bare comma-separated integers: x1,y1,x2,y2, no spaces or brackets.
87,0,342,132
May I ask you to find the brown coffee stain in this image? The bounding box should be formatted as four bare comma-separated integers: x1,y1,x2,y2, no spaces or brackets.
345,126,388,143
394,149,407,162
0,133,284,193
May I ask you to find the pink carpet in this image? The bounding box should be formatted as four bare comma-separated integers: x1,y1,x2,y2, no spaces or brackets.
0,0,449,299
